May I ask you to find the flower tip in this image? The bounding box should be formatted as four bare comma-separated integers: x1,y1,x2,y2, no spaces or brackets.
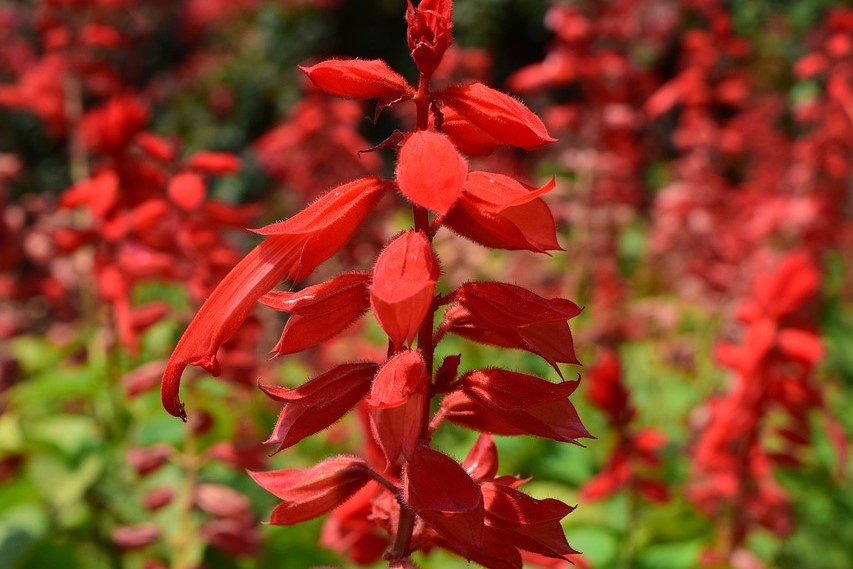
161,359,189,421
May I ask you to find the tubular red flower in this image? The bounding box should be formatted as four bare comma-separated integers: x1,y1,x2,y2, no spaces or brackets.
435,107,499,156
299,59,414,100
443,369,591,445
442,282,582,372
404,444,484,558
437,82,556,149
161,177,386,420
167,171,206,211
249,456,372,525
260,362,379,453
367,350,429,466
395,130,468,215
481,482,578,560
444,172,561,252
369,230,440,349
260,272,371,355
185,151,241,175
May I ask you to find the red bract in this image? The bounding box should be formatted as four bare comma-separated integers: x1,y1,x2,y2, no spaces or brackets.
369,230,440,349
441,282,582,372
404,444,484,558
299,59,413,101
481,482,578,560
250,456,372,525
185,151,242,175
161,177,386,420
260,362,378,453
260,272,371,355
437,82,556,149
444,172,561,252
443,369,590,445
367,350,429,466
167,172,206,212
395,130,468,215
406,0,453,78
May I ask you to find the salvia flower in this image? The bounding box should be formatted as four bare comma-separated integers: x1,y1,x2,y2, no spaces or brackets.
162,176,386,419
162,1,587,567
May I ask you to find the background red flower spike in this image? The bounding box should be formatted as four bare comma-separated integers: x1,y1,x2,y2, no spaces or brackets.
369,230,440,349
437,82,556,149
299,59,414,100
395,130,467,215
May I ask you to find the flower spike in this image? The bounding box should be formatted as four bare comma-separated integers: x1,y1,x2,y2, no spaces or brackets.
161,177,386,420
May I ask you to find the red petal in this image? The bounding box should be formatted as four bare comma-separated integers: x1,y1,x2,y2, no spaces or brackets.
438,82,555,149
299,59,413,100
396,130,467,215
457,282,581,328
167,171,206,211
259,362,378,452
370,230,439,348
186,151,241,175
462,433,499,482
254,177,387,281
445,172,561,252
404,444,484,556
436,107,498,156
776,328,824,364
482,482,577,559
60,170,119,218
249,456,371,525
459,369,591,444
368,350,428,465
261,273,371,355
161,178,385,419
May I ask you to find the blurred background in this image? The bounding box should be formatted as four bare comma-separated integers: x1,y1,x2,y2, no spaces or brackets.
1,0,851,568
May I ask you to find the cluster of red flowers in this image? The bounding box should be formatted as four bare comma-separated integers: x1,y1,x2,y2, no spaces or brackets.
582,350,668,504
508,2,851,566
162,1,589,567
688,252,843,566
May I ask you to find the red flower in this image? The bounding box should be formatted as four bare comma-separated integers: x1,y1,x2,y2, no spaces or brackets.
367,350,429,466
441,282,582,372
260,362,378,453
404,444,484,558
437,82,556,149
185,151,241,175
260,272,371,355
395,130,468,215
320,481,389,564
250,456,372,525
481,482,578,560
369,230,440,349
443,368,591,444
299,59,413,101
161,177,386,420
444,172,561,252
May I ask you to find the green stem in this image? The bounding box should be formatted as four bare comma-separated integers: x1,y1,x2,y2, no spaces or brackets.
171,383,201,569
